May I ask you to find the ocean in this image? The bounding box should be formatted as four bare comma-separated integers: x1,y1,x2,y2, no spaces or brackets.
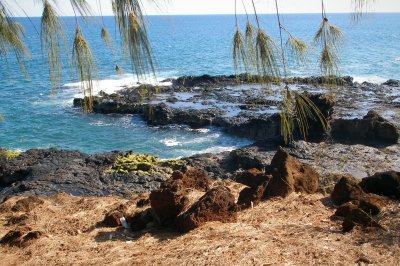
0,13,399,158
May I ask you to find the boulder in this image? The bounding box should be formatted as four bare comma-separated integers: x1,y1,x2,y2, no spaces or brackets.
149,180,189,225
145,103,222,128
235,168,272,189
101,204,128,227
331,176,365,206
264,147,320,198
176,186,237,233
226,148,266,171
128,208,156,231
360,171,400,199
172,168,211,192
222,115,282,142
331,110,399,145
237,181,270,209
383,79,400,87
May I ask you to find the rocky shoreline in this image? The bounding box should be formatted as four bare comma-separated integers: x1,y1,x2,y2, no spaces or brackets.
1,75,400,264
73,75,400,144
1,75,400,201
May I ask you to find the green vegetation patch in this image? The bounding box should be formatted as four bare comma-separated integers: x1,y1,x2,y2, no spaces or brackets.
108,153,185,176
0,149,22,161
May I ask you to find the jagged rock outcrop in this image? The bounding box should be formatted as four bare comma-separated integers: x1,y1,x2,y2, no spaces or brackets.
264,147,320,198
331,110,399,145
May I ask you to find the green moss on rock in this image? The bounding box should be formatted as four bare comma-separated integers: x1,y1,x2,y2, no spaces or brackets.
108,153,185,176
0,149,21,161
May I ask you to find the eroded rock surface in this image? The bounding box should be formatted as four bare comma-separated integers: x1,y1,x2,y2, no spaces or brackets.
176,186,237,233
265,147,320,198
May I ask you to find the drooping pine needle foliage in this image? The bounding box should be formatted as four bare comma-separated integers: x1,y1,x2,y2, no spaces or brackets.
0,3,29,75
233,29,249,75
273,0,321,143
250,0,280,82
70,0,92,17
41,0,65,93
352,0,374,19
72,27,95,113
254,29,280,81
314,18,344,84
232,0,252,77
280,89,328,143
98,0,113,49
113,0,155,78
285,35,308,66
101,26,113,48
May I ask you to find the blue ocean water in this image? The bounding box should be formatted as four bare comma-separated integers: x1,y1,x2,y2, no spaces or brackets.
0,13,399,157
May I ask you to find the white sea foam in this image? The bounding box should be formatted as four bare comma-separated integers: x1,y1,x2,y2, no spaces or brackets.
198,146,238,154
160,138,181,147
353,75,388,84
63,73,175,99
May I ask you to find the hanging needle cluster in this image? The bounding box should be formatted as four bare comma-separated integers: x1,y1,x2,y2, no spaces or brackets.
0,3,29,76
113,0,155,79
273,0,324,144
352,0,374,20
72,27,95,113
70,0,92,17
98,0,113,49
285,34,308,66
101,25,113,48
232,0,251,77
41,0,65,94
280,89,328,143
314,1,344,86
232,0,280,83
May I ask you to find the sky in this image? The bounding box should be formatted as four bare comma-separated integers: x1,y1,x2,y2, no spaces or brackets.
6,0,400,17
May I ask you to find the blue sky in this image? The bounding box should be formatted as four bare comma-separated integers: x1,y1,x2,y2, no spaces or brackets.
6,0,400,17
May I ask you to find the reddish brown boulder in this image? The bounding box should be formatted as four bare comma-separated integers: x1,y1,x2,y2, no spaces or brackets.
150,180,189,225
331,176,385,214
176,186,237,233
331,176,365,206
264,147,319,198
0,230,24,246
360,171,400,199
235,168,272,189
172,168,211,191
101,204,127,227
237,181,270,209
102,211,124,227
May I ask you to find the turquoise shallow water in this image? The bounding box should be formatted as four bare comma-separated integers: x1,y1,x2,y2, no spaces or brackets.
0,14,399,157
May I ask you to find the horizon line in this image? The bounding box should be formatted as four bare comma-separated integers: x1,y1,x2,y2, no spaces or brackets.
10,11,400,18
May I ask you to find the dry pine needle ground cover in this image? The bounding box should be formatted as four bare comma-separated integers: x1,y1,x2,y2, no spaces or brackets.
0,184,399,266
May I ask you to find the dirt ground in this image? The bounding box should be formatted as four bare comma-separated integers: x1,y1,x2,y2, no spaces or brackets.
1,188,399,266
